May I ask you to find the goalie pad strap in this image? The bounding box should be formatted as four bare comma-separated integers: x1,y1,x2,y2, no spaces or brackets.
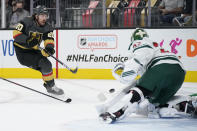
131,87,145,102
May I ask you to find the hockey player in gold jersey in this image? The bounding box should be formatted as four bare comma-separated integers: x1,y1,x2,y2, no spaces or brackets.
13,5,64,96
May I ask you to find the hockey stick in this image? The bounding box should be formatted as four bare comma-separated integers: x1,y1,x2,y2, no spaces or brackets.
38,46,78,74
0,77,71,103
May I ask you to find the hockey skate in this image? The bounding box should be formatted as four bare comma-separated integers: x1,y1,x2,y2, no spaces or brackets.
44,83,64,96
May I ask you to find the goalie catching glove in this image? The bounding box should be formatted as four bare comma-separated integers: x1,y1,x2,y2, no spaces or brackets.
112,63,124,80
112,61,138,85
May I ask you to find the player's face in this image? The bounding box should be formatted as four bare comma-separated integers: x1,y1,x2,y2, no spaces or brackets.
36,14,48,26
16,2,23,8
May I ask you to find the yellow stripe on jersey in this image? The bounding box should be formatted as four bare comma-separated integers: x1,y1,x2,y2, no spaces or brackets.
14,42,38,50
13,30,22,39
42,73,54,81
14,42,28,49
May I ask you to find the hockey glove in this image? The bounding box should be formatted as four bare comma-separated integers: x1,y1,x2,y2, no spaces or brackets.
45,45,55,55
41,45,55,57
26,32,41,48
112,63,124,78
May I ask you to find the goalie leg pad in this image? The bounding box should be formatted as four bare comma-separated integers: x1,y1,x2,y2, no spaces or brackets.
158,95,197,118
159,107,179,118
167,95,191,108
107,87,143,113
100,87,144,123
99,102,138,124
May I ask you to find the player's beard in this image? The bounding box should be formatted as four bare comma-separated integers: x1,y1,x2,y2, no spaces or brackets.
36,17,46,26
39,20,46,26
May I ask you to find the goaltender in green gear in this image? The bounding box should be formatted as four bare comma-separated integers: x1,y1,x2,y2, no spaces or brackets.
13,5,64,96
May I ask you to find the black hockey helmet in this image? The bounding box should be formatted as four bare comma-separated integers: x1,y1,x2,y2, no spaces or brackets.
34,5,49,16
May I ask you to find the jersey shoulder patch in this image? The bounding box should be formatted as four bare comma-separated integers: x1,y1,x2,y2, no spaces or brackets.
133,41,142,48
16,17,33,33
132,41,153,52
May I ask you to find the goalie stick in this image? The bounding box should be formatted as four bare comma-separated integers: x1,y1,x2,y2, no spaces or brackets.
38,46,78,74
0,77,72,103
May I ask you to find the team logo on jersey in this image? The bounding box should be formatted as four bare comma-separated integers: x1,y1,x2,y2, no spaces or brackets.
29,31,43,44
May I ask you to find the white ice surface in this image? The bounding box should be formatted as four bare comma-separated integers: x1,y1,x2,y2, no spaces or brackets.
0,79,197,131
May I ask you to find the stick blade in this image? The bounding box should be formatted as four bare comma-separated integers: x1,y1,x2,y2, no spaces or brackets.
70,67,78,74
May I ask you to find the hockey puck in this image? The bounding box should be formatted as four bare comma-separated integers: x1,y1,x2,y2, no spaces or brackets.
65,98,72,103
109,88,115,93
